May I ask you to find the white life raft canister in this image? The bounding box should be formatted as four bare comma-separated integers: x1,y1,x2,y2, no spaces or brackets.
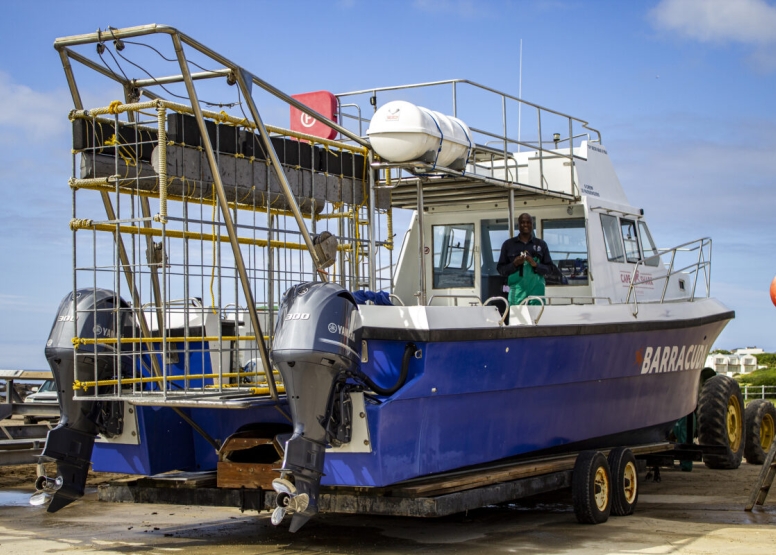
367,101,472,169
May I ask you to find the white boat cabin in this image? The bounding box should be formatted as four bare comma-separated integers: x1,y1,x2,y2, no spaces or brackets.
391,141,691,308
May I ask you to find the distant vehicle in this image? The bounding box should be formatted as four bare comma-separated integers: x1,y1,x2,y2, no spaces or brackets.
24,379,58,405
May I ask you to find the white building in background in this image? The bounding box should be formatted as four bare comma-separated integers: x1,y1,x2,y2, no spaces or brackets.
732,347,765,356
705,352,759,375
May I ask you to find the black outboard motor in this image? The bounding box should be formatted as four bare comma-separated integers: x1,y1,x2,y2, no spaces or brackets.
36,289,130,512
270,282,361,532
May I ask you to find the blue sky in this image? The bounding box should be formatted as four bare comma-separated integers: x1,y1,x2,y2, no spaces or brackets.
0,0,774,369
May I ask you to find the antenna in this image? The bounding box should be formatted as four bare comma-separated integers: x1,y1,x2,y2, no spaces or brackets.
518,39,523,153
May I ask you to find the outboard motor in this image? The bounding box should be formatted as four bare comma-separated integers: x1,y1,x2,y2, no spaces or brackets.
270,282,361,532
35,289,130,512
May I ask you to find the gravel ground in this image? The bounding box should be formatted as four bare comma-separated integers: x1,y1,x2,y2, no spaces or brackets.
1,460,775,554
0,462,129,489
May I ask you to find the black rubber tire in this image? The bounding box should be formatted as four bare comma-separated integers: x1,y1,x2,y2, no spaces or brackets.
744,399,776,465
608,447,638,516
697,375,744,469
572,450,611,524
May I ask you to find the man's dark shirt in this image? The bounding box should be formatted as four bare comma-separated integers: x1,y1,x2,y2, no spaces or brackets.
497,235,553,278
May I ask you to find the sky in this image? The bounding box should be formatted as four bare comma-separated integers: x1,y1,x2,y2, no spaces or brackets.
0,0,774,370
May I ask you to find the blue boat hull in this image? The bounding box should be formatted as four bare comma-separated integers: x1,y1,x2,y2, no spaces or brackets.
322,316,729,487
91,313,729,488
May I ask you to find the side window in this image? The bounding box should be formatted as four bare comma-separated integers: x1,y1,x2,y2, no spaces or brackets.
542,218,589,286
638,221,660,267
600,214,624,262
620,219,640,263
432,224,475,289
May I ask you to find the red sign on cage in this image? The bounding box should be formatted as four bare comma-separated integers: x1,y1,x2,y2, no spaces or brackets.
290,91,338,140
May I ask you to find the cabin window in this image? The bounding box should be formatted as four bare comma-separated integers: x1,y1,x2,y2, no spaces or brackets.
600,214,625,262
620,219,641,263
541,218,589,286
432,224,475,289
638,221,660,267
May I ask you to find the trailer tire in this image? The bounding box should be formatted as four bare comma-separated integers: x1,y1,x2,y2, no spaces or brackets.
744,399,776,465
573,450,611,524
698,375,744,469
608,447,638,516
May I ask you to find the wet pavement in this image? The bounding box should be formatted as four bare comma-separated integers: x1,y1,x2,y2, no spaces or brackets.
1,463,775,554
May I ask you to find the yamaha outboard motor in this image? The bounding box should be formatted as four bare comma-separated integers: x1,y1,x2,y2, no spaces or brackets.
35,288,130,512
270,282,361,532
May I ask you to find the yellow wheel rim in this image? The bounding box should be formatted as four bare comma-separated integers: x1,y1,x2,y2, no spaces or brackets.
622,461,638,504
761,413,775,451
594,466,609,511
727,394,742,451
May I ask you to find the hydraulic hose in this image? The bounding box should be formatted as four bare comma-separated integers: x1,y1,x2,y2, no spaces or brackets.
358,342,416,396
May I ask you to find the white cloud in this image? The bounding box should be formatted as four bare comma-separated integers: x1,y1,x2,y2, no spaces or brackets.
651,0,776,44
651,0,776,72
0,72,71,142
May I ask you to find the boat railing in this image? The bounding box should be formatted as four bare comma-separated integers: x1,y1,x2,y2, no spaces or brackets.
625,237,712,311
336,79,598,204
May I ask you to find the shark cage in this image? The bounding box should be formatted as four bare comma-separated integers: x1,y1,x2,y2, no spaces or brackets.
37,24,393,515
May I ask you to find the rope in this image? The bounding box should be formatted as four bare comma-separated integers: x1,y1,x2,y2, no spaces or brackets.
453,119,472,176
425,109,444,170
69,218,94,230
103,134,137,169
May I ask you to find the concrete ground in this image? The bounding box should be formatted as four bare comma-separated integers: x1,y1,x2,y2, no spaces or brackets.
1,462,775,555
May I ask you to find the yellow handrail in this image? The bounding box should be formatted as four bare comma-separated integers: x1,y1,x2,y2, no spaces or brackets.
69,219,355,253
73,334,271,347
73,369,285,392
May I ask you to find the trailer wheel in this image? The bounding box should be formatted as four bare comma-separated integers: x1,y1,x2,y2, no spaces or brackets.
607,447,638,516
697,375,744,469
572,450,611,524
744,399,776,465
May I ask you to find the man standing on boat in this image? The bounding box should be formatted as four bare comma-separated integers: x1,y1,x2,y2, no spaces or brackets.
497,213,553,305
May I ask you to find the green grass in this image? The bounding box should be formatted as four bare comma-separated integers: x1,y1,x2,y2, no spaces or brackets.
736,367,776,387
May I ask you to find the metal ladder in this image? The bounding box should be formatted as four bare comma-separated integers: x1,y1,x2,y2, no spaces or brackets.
745,439,776,510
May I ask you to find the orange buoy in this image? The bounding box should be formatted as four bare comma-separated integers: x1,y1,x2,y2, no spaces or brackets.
771,275,776,307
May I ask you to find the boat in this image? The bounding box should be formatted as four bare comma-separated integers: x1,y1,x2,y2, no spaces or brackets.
36,25,736,531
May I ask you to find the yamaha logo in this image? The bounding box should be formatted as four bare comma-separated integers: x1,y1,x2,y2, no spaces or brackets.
328,322,355,339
